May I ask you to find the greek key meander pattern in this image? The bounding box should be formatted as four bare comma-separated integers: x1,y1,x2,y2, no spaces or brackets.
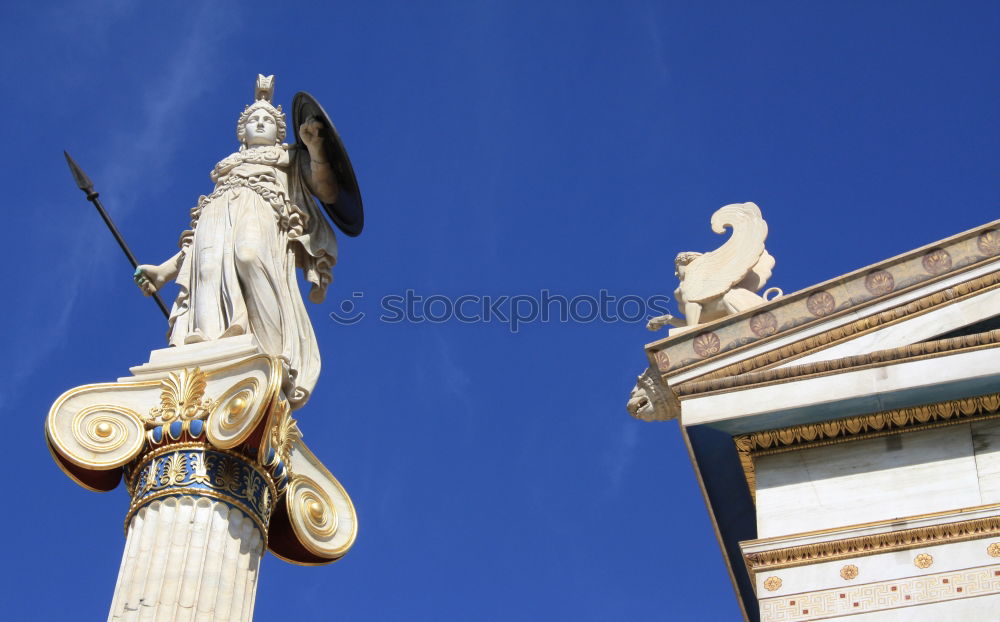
126,444,276,534
761,564,1000,621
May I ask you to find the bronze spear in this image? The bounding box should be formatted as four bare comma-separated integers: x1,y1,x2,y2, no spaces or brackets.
64,151,171,319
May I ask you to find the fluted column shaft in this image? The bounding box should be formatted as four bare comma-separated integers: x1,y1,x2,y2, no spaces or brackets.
108,496,264,622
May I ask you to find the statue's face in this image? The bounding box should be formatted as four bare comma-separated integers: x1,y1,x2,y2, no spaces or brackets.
244,109,278,146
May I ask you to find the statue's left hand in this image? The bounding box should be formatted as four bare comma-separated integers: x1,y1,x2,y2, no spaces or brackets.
299,115,339,204
299,116,324,152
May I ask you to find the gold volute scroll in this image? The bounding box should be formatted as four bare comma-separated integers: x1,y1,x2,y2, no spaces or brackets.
206,355,282,450
47,403,146,470
271,438,358,564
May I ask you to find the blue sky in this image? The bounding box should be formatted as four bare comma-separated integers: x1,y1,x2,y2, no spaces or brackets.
2,2,998,620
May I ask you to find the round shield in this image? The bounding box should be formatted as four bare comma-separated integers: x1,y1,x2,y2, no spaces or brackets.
292,91,364,237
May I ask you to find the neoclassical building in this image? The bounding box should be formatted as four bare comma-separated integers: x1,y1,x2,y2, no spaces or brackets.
631,209,1000,621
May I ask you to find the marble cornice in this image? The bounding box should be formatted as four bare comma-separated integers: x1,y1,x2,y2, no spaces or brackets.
743,514,1000,573
734,392,1000,502
686,270,1000,386
678,327,1000,398
646,220,1000,378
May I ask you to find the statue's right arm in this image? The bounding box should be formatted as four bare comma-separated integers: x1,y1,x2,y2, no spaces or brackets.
134,251,183,296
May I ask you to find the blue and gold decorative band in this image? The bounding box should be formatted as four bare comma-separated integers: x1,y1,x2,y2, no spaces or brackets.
125,442,278,538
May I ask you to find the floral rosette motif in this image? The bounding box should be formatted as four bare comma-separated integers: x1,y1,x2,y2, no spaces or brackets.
692,332,721,358
749,311,778,338
806,291,836,317
978,229,1000,256
864,270,894,296
921,248,952,275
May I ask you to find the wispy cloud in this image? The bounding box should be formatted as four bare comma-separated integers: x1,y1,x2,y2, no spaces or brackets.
0,258,86,414
642,3,670,81
433,330,472,403
0,5,238,414
102,4,238,210
604,422,640,495
40,0,136,68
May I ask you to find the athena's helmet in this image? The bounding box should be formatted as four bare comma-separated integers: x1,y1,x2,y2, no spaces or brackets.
236,74,287,144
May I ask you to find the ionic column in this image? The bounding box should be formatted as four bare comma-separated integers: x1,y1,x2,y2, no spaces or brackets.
47,343,358,621
106,437,276,622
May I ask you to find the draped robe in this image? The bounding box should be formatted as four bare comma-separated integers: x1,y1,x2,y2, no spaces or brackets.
167,144,338,408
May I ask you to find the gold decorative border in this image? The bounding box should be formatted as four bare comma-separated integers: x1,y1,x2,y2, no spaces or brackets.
745,516,1000,573
123,441,278,540
735,392,1000,501
681,271,1000,384
679,327,1000,397
127,441,278,500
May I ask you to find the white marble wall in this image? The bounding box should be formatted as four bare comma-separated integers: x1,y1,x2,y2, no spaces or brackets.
108,496,264,622
751,420,1000,620
755,425,983,538
972,419,1000,504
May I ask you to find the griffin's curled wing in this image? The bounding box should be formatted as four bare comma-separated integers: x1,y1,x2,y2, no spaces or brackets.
680,202,768,304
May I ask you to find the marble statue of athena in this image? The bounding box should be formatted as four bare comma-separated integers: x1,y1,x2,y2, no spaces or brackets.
48,74,363,622
134,75,344,409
